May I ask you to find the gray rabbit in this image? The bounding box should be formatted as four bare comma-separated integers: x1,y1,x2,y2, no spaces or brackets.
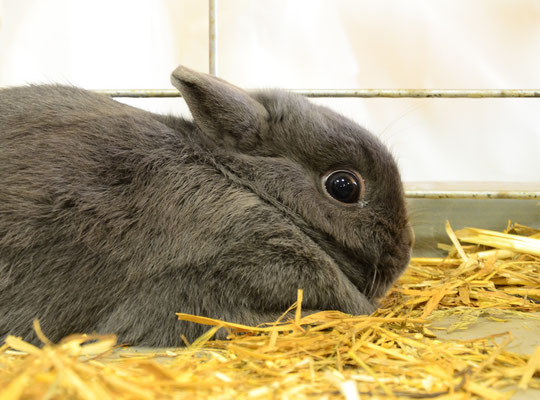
0,66,413,347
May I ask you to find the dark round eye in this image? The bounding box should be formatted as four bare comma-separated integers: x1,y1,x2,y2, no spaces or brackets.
323,170,363,204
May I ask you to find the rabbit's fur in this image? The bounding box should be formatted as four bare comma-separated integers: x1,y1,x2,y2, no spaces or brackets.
0,66,413,346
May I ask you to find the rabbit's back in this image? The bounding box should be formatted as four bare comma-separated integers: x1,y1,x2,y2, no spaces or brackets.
0,86,193,250
0,85,193,171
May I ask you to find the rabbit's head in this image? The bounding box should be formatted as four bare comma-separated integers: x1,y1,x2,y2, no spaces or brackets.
171,66,412,302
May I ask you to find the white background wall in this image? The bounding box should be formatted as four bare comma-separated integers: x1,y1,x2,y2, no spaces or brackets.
1,0,539,183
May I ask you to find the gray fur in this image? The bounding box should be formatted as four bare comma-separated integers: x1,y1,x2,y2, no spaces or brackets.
0,66,413,346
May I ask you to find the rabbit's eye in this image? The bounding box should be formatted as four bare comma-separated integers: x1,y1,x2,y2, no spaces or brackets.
323,170,363,204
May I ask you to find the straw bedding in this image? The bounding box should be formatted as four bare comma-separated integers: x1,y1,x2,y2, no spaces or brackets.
1,221,539,399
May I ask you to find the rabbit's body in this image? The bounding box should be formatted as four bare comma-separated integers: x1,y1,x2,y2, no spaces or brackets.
0,67,413,346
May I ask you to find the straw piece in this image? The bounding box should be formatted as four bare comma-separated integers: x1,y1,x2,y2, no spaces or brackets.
295,289,303,325
32,320,51,346
465,381,507,400
455,227,540,257
508,223,540,237
446,220,469,261
411,258,462,266
59,334,117,357
519,346,540,389
176,314,286,332
476,249,515,260
4,336,41,355
422,282,451,319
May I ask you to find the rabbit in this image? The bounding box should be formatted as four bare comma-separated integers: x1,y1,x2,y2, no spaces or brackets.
0,66,413,347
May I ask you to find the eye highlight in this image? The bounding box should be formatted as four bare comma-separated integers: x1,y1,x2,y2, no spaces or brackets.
323,170,364,204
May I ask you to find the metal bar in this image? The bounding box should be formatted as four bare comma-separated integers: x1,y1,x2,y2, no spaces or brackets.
96,88,540,98
97,89,180,97
405,190,540,199
209,0,218,75
297,89,540,98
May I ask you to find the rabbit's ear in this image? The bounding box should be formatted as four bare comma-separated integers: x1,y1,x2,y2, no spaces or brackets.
171,66,268,148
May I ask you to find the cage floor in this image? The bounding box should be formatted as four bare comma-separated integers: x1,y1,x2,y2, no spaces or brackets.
432,312,540,399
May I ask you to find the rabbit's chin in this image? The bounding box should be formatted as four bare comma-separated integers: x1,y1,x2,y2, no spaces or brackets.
366,248,412,301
